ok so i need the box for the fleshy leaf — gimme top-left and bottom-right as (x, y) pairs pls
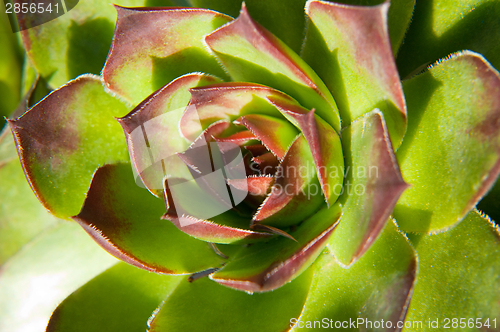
(180, 82), (295, 141)
(73, 163), (224, 274)
(150, 269), (312, 332)
(397, 0), (500, 79)
(46, 263), (183, 332)
(404, 210), (500, 326)
(235, 113), (299, 160)
(325, 0), (415, 54)
(8, 75), (130, 218)
(328, 110), (408, 266)
(17, 0), (157, 88)
(211, 203), (342, 292)
(190, 0), (308, 54)
(0, 222), (117, 332)
(269, 97), (344, 206)
(0, 130), (60, 265)
(294, 220), (416, 330)
(253, 134), (325, 227)
(117, 73), (222, 196)
(303, 0), (406, 147)
(394, 52), (500, 233)
(204, 4), (341, 132)
(162, 174), (272, 244)
(102, 6), (231, 104)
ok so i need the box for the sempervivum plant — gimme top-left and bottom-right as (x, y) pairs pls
(1, 0), (500, 331)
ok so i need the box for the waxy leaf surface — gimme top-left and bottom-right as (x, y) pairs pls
(328, 110), (408, 266)
(269, 97), (344, 205)
(150, 265), (313, 331)
(0, 130), (59, 265)
(211, 203), (342, 292)
(294, 221), (416, 331)
(397, 0), (500, 79)
(103, 6), (231, 104)
(180, 83), (294, 141)
(73, 163), (224, 274)
(0, 222), (117, 332)
(47, 263), (183, 332)
(303, 0), (406, 147)
(9, 75), (130, 218)
(17, 0), (168, 89)
(394, 52), (500, 233)
(253, 134), (325, 227)
(204, 4), (341, 132)
(190, 0), (307, 54)
(118, 73), (222, 196)
(404, 210), (500, 328)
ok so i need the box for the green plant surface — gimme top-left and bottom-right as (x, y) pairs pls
(404, 210), (500, 330)
(394, 52), (500, 233)
(2, 0), (500, 331)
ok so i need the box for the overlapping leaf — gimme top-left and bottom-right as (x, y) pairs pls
(204, 4), (341, 132)
(303, 0), (406, 147)
(8, 75), (130, 218)
(394, 52), (500, 233)
(73, 163), (225, 274)
(102, 6), (231, 104)
(328, 110), (408, 266)
(294, 221), (416, 330)
(404, 210), (500, 328)
(211, 203), (342, 292)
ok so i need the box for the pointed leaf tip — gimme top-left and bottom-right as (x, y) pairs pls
(304, 0), (406, 146)
(204, 3), (341, 132)
(328, 110), (408, 266)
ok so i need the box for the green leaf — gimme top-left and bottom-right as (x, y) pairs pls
(394, 52), (500, 233)
(17, 0), (178, 89)
(190, 0), (308, 54)
(118, 73), (223, 196)
(73, 163), (226, 274)
(303, 0), (407, 147)
(404, 210), (500, 329)
(325, 0), (415, 54)
(328, 110), (408, 266)
(0, 130), (59, 265)
(0, 222), (117, 332)
(180, 83), (295, 141)
(47, 263), (183, 332)
(211, 203), (342, 292)
(204, 4), (341, 133)
(8, 75), (130, 218)
(294, 220), (417, 330)
(102, 6), (231, 104)
(268, 96), (344, 205)
(397, 0), (500, 79)
(252, 134), (325, 227)
(150, 269), (313, 332)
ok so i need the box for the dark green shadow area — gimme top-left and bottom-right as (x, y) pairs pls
(46, 263), (182, 332)
(301, 21), (349, 124)
(397, 1), (500, 78)
(478, 179), (500, 226)
(396, 71), (442, 163)
(66, 18), (114, 78)
(151, 47), (230, 93)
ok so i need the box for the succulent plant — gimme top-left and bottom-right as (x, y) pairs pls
(1, 0), (500, 331)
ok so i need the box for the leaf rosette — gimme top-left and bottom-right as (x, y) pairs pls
(4, 0), (500, 330)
